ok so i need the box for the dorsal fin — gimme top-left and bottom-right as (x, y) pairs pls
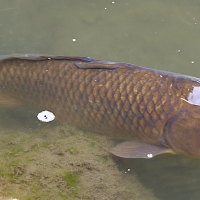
(0, 54), (93, 62)
(0, 54), (122, 69)
(75, 61), (121, 69)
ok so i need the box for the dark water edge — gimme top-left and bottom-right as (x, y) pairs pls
(115, 154), (200, 200)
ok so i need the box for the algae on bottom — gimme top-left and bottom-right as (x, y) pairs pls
(0, 124), (158, 200)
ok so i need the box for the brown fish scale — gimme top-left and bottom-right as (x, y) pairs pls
(0, 58), (195, 145)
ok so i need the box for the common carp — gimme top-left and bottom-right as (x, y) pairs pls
(0, 54), (200, 159)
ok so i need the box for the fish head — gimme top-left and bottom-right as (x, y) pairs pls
(165, 87), (200, 158)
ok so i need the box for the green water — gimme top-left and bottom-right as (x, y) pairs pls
(0, 0), (200, 199)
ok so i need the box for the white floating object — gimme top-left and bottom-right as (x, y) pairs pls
(37, 110), (55, 122)
(147, 153), (153, 158)
(127, 168), (130, 171)
(191, 61), (194, 64)
(72, 38), (76, 42)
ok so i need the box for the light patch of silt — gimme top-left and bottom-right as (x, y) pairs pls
(0, 124), (158, 200)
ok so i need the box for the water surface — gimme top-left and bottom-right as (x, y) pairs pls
(0, 0), (200, 199)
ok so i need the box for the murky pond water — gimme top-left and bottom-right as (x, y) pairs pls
(0, 0), (200, 199)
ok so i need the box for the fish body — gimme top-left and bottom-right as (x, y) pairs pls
(0, 54), (200, 158)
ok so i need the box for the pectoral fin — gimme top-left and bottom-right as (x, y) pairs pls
(0, 95), (22, 107)
(111, 141), (175, 159)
